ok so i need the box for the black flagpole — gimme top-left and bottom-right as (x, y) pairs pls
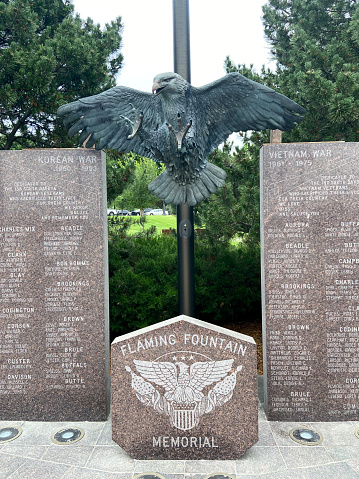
(172, 0), (195, 317)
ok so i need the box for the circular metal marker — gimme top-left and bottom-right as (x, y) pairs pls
(51, 427), (84, 445)
(204, 475), (235, 479)
(0, 426), (22, 444)
(354, 427), (359, 439)
(133, 474), (166, 479)
(289, 427), (323, 445)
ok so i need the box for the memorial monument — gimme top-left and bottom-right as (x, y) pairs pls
(111, 315), (258, 460)
(0, 149), (109, 421)
(261, 141), (359, 421)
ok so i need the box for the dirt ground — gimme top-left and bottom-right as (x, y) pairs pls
(224, 320), (263, 375)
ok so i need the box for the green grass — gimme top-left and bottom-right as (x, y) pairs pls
(127, 215), (177, 235)
(125, 215), (244, 243)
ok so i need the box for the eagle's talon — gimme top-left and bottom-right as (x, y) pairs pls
(166, 123), (175, 135)
(121, 106), (143, 140)
(177, 113), (182, 131)
(167, 114), (192, 150)
(182, 120), (192, 138)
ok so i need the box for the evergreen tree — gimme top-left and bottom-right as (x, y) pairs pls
(193, 60), (273, 245)
(119, 157), (164, 213)
(0, 0), (123, 149)
(106, 151), (136, 206)
(194, 138), (263, 245)
(203, 1), (359, 243)
(262, 0), (359, 142)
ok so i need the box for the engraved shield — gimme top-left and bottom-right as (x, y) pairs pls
(170, 403), (199, 431)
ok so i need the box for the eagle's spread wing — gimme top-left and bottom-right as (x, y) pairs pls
(194, 72), (305, 156)
(189, 359), (234, 392)
(133, 359), (178, 392)
(57, 86), (164, 157)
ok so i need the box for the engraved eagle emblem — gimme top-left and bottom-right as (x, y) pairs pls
(125, 358), (242, 431)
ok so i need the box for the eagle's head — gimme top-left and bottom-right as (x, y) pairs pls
(152, 72), (188, 97)
(175, 361), (189, 373)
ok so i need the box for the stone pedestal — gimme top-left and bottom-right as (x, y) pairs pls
(0, 149), (109, 421)
(111, 315), (258, 459)
(261, 142), (359, 421)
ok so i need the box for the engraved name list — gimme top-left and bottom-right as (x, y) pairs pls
(261, 142), (359, 421)
(0, 149), (109, 421)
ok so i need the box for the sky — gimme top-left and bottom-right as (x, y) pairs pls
(71, 0), (275, 93)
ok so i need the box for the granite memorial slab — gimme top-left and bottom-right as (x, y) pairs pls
(111, 315), (258, 459)
(261, 141), (359, 421)
(0, 149), (109, 421)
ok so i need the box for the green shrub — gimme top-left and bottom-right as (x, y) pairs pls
(108, 225), (261, 338)
(195, 241), (261, 325)
(108, 233), (178, 338)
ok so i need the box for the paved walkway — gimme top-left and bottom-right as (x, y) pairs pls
(1, 377), (359, 478)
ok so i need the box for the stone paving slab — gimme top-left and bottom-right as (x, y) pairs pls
(278, 446), (333, 469)
(6, 456), (71, 478)
(1, 444), (48, 460)
(348, 459), (359, 474)
(252, 422), (276, 447)
(0, 454), (28, 477)
(42, 445), (95, 468)
(62, 470), (131, 479)
(326, 445), (359, 462)
(134, 460), (186, 474)
(0, 378), (358, 478)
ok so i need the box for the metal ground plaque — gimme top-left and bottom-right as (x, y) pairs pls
(111, 315), (258, 459)
(0, 149), (109, 421)
(261, 142), (359, 421)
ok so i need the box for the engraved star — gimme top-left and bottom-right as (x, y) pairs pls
(172, 356), (177, 361)
(181, 356), (186, 360)
(190, 355), (194, 360)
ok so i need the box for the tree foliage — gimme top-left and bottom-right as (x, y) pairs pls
(0, 0), (123, 150)
(194, 139), (263, 245)
(119, 157), (164, 213)
(200, 0), (359, 245)
(106, 151), (137, 206)
(262, 0), (359, 142)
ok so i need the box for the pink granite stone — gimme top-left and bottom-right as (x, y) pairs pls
(0, 149), (109, 421)
(261, 141), (359, 421)
(111, 315), (258, 459)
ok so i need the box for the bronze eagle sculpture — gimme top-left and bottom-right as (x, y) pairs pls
(58, 72), (305, 206)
